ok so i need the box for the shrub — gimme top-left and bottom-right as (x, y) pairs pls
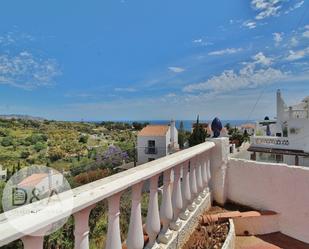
(34, 142), (47, 152)
(1, 136), (13, 147)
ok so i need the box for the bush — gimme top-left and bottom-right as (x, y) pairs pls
(79, 135), (89, 144)
(1, 136), (13, 147)
(33, 142), (47, 152)
(49, 147), (65, 162)
(25, 134), (48, 145)
(20, 150), (30, 159)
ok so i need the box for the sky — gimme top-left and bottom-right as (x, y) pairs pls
(0, 0), (309, 121)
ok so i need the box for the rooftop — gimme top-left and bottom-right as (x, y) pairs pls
(18, 173), (48, 187)
(138, 125), (169, 136)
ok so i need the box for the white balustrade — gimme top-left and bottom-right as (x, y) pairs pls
(207, 155), (211, 192)
(201, 153), (209, 196)
(189, 157), (198, 210)
(196, 155), (204, 200)
(158, 169), (173, 244)
(170, 164), (183, 231)
(0, 141), (216, 249)
(106, 193), (122, 249)
(127, 182), (144, 249)
(179, 161), (191, 220)
(146, 175), (160, 248)
(74, 205), (95, 249)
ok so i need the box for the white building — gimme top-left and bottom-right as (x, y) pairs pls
(137, 121), (179, 165)
(240, 123), (255, 136)
(0, 165), (7, 181)
(249, 90), (309, 166)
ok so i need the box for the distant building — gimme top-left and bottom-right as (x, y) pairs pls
(249, 90), (309, 166)
(137, 120), (179, 165)
(0, 165), (7, 181)
(240, 123), (256, 136)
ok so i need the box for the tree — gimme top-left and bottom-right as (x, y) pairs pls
(225, 123), (232, 134)
(20, 150), (30, 159)
(34, 142), (47, 152)
(48, 147), (65, 162)
(132, 122), (149, 131)
(188, 115), (208, 147)
(1, 136), (13, 147)
(79, 135), (89, 144)
(96, 145), (128, 169)
(178, 121), (186, 149)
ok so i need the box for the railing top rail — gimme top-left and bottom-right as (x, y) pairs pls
(0, 141), (215, 245)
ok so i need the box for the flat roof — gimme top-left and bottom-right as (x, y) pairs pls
(248, 146), (309, 156)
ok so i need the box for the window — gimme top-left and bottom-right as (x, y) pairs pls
(148, 140), (155, 147)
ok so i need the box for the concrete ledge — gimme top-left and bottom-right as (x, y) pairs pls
(158, 193), (211, 249)
(222, 219), (236, 249)
(233, 212), (279, 236)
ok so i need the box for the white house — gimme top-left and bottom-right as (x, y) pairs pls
(249, 90), (309, 166)
(240, 123), (255, 136)
(137, 120), (179, 165)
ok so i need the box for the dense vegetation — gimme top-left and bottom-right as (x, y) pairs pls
(0, 118), (150, 249)
(0, 119), (138, 174)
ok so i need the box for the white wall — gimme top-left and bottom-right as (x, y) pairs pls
(137, 135), (167, 164)
(227, 158), (309, 243)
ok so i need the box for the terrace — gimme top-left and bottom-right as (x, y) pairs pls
(0, 138), (309, 249)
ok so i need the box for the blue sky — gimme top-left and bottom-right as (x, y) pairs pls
(0, 0), (309, 121)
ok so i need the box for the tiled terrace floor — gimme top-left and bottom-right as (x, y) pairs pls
(236, 233), (309, 249)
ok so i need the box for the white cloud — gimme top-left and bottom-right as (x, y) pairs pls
(252, 52), (273, 66)
(285, 0), (304, 14)
(0, 51), (60, 89)
(183, 65), (286, 94)
(193, 38), (202, 43)
(168, 66), (185, 73)
(273, 32), (283, 46)
(183, 51), (285, 94)
(192, 38), (213, 46)
(290, 37), (299, 47)
(285, 48), (309, 61)
(208, 48), (243, 56)
(165, 93), (176, 98)
(303, 31), (309, 38)
(114, 87), (137, 92)
(242, 20), (257, 29)
(251, 0), (283, 20)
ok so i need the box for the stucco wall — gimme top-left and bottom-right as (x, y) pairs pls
(227, 158), (309, 243)
(137, 135), (167, 164)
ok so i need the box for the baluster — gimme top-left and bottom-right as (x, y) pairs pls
(201, 153), (208, 197)
(206, 154), (211, 192)
(106, 193), (122, 249)
(74, 205), (95, 249)
(179, 161), (191, 220)
(146, 175), (160, 248)
(188, 157), (198, 211)
(158, 169), (173, 244)
(127, 182), (144, 249)
(196, 155), (204, 201)
(22, 236), (44, 249)
(170, 164), (183, 231)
